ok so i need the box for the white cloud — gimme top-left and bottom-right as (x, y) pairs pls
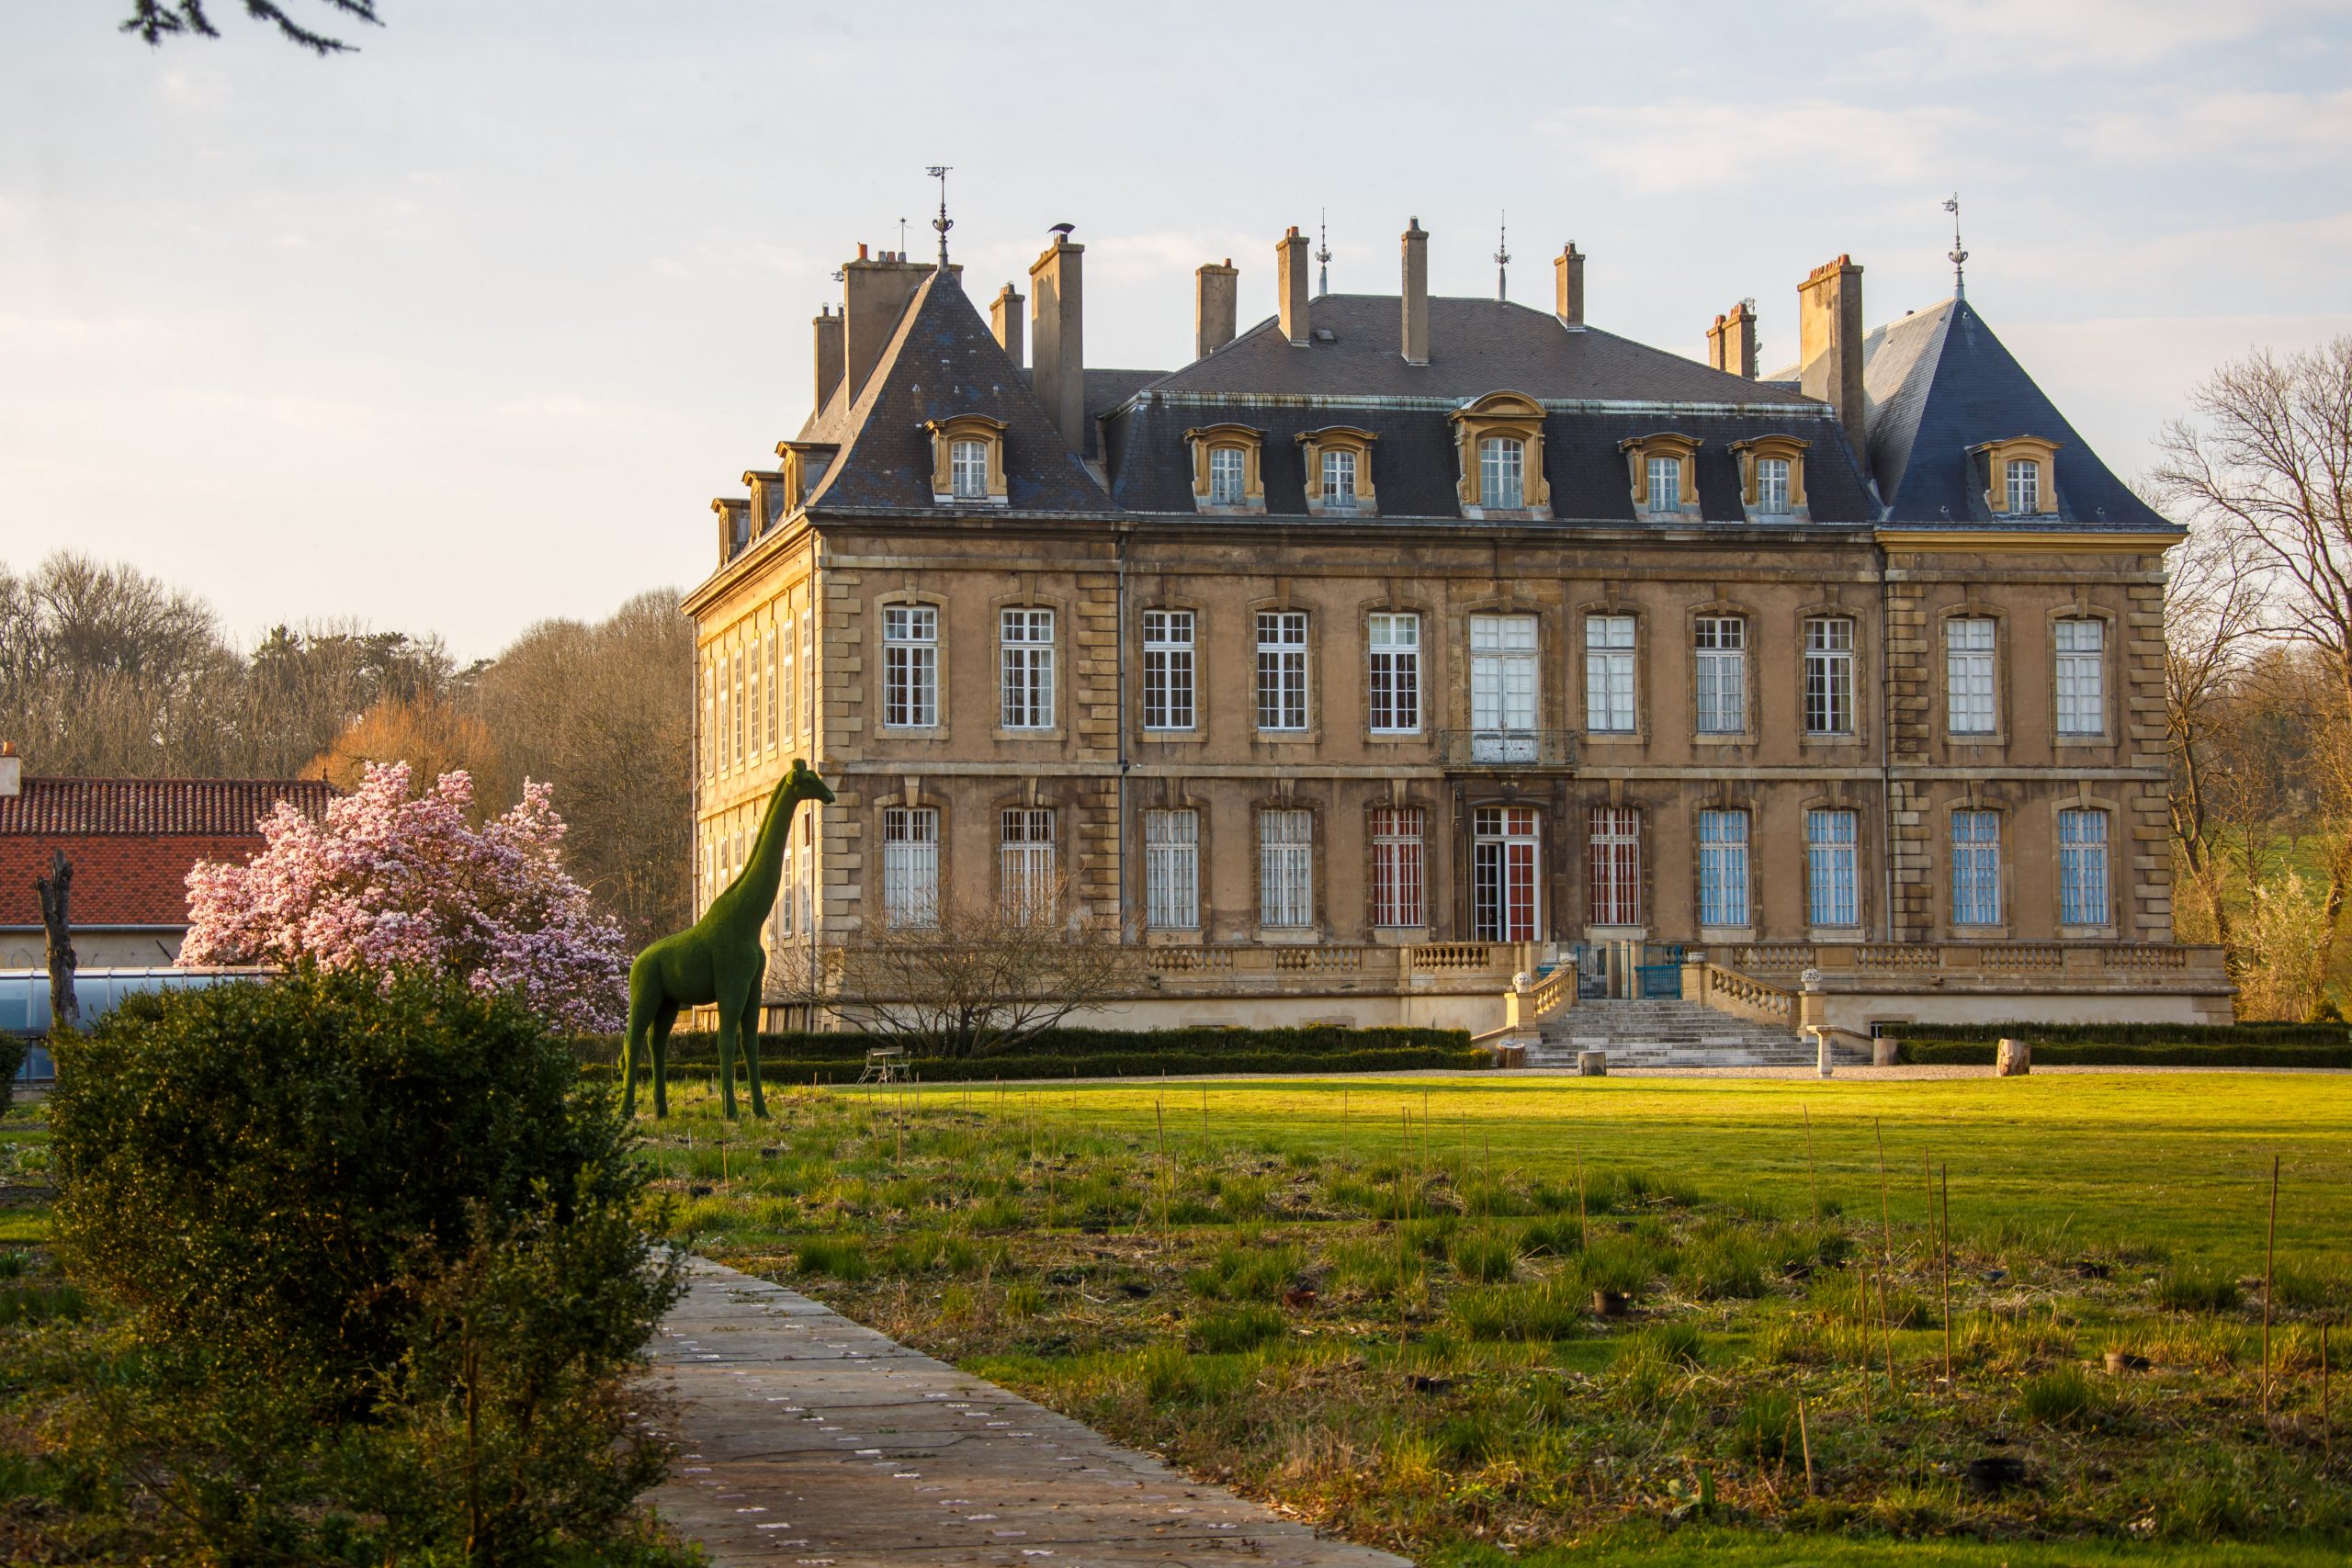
(493, 393), (678, 430)
(1839, 0), (2318, 72)
(1538, 99), (1978, 192)
(2071, 89), (2352, 168)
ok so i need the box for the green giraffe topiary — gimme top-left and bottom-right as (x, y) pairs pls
(625, 758), (835, 1118)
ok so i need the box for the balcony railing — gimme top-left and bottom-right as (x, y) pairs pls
(1435, 728), (1578, 769)
(1722, 941), (2226, 984)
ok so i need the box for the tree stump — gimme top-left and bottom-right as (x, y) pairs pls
(1577, 1049), (1608, 1077)
(1996, 1037), (2031, 1077)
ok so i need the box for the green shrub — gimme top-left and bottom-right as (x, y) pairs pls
(2020, 1364), (2096, 1426)
(1450, 1229), (1520, 1283)
(1578, 1237), (1662, 1298)
(1677, 1225), (1770, 1300)
(2156, 1265), (2243, 1314)
(1190, 1305), (1285, 1354)
(0, 1031), (24, 1115)
(1446, 1279), (1585, 1341)
(1895, 1021), (2352, 1068)
(46, 965), (682, 1565)
(1898, 1020), (2348, 1046)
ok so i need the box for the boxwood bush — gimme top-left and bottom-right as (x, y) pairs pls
(1894, 1020), (2352, 1067)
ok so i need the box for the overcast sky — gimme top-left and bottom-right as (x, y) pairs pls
(6, 1), (2350, 659)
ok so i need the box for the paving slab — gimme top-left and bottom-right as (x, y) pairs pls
(650, 1258), (1411, 1568)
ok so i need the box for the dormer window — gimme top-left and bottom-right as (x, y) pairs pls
(1183, 423), (1267, 513)
(922, 414), (1008, 506)
(951, 439), (988, 500)
(1619, 432), (1702, 521)
(1297, 426), (1378, 517)
(1727, 434), (1810, 524)
(1481, 438), (1525, 508)
(1969, 435), (2061, 518)
(1210, 446), (1247, 505)
(1450, 392), (1551, 519)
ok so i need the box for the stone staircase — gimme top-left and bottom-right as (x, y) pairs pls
(1530, 997), (1850, 1070)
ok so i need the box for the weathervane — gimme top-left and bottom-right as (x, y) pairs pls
(1494, 210), (1510, 301)
(1943, 193), (1968, 300)
(928, 164), (954, 266)
(1316, 209), (1331, 297)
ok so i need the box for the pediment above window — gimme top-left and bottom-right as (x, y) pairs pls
(1619, 432), (1703, 523)
(1725, 434), (1812, 523)
(1295, 425), (1379, 517)
(1449, 391), (1551, 519)
(1183, 423), (1267, 514)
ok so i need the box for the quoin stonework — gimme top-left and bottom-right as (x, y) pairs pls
(681, 220), (2231, 1048)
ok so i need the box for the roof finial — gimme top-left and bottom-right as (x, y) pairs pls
(1316, 208), (1331, 298)
(1494, 209), (1510, 301)
(1943, 192), (1968, 301)
(927, 165), (954, 267)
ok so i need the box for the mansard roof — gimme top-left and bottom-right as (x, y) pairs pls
(798, 269), (1110, 515)
(1144, 293), (1820, 405)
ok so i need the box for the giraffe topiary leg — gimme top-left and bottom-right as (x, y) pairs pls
(649, 998), (680, 1119)
(744, 950), (770, 1119)
(715, 978), (742, 1120)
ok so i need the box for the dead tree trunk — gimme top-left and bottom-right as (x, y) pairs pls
(34, 849), (78, 1033)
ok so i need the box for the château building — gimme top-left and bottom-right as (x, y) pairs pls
(681, 217), (2231, 1046)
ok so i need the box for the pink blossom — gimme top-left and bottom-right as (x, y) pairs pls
(182, 762), (627, 1032)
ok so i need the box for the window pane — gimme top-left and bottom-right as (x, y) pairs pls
(1757, 457), (1791, 514)
(1951, 810), (2001, 926)
(1947, 617), (1997, 735)
(1694, 615), (1746, 734)
(884, 604), (938, 728)
(2055, 618), (2104, 735)
(1698, 809), (1750, 927)
(1586, 615), (1636, 732)
(951, 439), (989, 499)
(1804, 617), (1855, 735)
(1209, 446), (1247, 505)
(1588, 806), (1642, 926)
(2059, 809), (2109, 925)
(1370, 806), (1426, 927)
(1259, 808), (1314, 927)
(1000, 807), (1055, 919)
(1256, 610), (1308, 730)
(1805, 808), (1859, 927)
(1368, 612), (1419, 733)
(1472, 806), (1540, 941)
(1145, 808), (1199, 929)
(1323, 447), (1358, 509)
(1479, 436), (1524, 509)
(1646, 456), (1679, 513)
(1469, 614), (1538, 750)
(881, 807), (940, 927)
(1000, 608), (1055, 728)
(2006, 458), (2040, 515)
(1143, 609), (1195, 730)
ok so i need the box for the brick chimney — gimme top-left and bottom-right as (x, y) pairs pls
(1797, 255), (1867, 463)
(842, 243), (932, 401)
(812, 305), (843, 411)
(1400, 218), (1429, 366)
(0, 741), (18, 798)
(1195, 258), (1238, 358)
(1555, 243), (1585, 327)
(1278, 226), (1311, 345)
(990, 283), (1024, 367)
(1707, 300), (1758, 379)
(1029, 231), (1086, 452)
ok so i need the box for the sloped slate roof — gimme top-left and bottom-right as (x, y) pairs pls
(0, 777), (333, 837)
(1107, 400), (1876, 523)
(803, 271), (1111, 515)
(1144, 294), (1819, 405)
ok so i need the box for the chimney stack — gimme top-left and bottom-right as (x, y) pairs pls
(1797, 254), (1867, 463)
(1029, 231), (1086, 452)
(1400, 218), (1429, 366)
(990, 283), (1024, 367)
(1195, 258), (1238, 358)
(1278, 226), (1311, 345)
(0, 741), (18, 798)
(812, 306), (843, 411)
(1706, 300), (1758, 379)
(841, 245), (933, 401)
(1555, 243), (1586, 327)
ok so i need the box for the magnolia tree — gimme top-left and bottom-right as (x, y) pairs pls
(181, 761), (627, 1032)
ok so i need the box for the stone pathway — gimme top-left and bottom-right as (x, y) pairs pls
(650, 1258), (1409, 1568)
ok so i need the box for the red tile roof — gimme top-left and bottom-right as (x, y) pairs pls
(0, 777), (334, 837)
(0, 777), (334, 929)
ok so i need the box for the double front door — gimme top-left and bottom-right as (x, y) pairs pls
(1472, 804), (1541, 941)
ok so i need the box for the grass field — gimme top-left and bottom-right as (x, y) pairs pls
(648, 1071), (2351, 1564)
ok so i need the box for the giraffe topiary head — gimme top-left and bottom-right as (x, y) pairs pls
(783, 757), (836, 807)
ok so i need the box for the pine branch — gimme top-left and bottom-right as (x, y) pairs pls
(120, 0), (381, 54)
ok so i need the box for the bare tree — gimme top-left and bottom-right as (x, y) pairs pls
(830, 888), (1139, 1059)
(2164, 517), (2265, 959)
(120, 0), (379, 54)
(35, 852), (79, 1032)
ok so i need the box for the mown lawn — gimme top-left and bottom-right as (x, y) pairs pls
(647, 1071), (2351, 1564)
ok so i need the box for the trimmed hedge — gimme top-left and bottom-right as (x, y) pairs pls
(1897, 1021), (2348, 1046)
(582, 1023), (1487, 1081)
(1897, 1039), (2352, 1068)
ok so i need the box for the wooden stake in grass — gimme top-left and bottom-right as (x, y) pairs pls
(1576, 1145), (1590, 1253)
(2322, 1321), (2333, 1462)
(1938, 1163), (1954, 1390)
(2262, 1152), (2279, 1422)
(1795, 1391), (1816, 1496)
(1803, 1102), (1820, 1222)
(1154, 1098), (1170, 1246)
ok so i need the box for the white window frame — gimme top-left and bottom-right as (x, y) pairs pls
(2059, 808), (2110, 926)
(2055, 618), (2105, 737)
(1645, 455), (1680, 514)
(2006, 457), (2041, 516)
(1144, 808), (1199, 931)
(730, 646), (745, 768)
(1589, 806), (1643, 927)
(1697, 808), (1750, 928)
(1367, 612), (1420, 735)
(1694, 616), (1746, 736)
(881, 806), (940, 928)
(1468, 613), (1539, 761)
(1255, 610), (1308, 732)
(1472, 805), (1541, 942)
(1951, 809), (2001, 927)
(999, 807), (1056, 920)
(1585, 614), (1637, 733)
(1756, 457), (1791, 515)
(1370, 806), (1426, 928)
(1804, 616), (1855, 737)
(882, 604), (938, 728)
(999, 607), (1055, 730)
(1258, 808), (1314, 929)
(1208, 446), (1248, 506)
(950, 438), (989, 501)
(1142, 609), (1195, 731)
(1479, 436), (1524, 509)
(1322, 447), (1359, 512)
(1806, 808), (1860, 929)
(1946, 616), (1997, 736)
